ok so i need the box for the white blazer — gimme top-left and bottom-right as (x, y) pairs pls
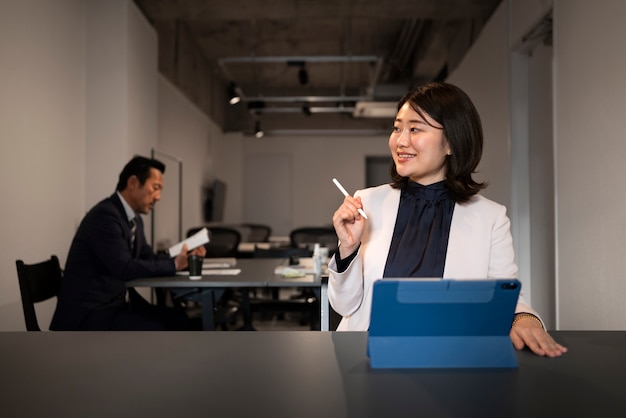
(328, 184), (538, 331)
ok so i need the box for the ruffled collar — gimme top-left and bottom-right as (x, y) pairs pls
(403, 180), (451, 201)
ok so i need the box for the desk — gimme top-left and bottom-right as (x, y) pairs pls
(127, 258), (327, 331)
(1, 331), (624, 417)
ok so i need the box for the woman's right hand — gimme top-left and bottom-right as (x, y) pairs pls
(332, 195), (367, 258)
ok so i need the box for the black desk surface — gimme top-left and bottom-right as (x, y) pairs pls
(127, 258), (326, 331)
(1, 331), (625, 417)
(127, 257), (320, 288)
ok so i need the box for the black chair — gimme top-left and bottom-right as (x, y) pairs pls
(241, 223), (272, 243)
(289, 226), (339, 257)
(187, 226), (242, 258)
(15, 255), (63, 331)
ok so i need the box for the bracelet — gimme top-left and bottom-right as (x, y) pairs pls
(511, 313), (543, 329)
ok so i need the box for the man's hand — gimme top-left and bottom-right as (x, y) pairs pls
(174, 244), (207, 271)
(190, 245), (206, 258)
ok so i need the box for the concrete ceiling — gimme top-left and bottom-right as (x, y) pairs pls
(134, 0), (502, 136)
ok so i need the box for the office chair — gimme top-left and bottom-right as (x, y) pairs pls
(241, 223), (272, 243)
(187, 226), (242, 258)
(289, 226), (339, 257)
(15, 255), (63, 331)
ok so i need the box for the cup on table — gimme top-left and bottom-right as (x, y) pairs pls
(188, 254), (203, 280)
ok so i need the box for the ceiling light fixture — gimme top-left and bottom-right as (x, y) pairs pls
(298, 67), (308, 85)
(287, 60), (308, 86)
(228, 82), (242, 105)
(254, 120), (264, 139)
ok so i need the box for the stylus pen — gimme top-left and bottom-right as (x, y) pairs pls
(332, 178), (368, 219)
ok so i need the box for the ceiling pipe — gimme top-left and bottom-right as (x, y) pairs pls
(219, 55), (379, 64)
(245, 95), (366, 103)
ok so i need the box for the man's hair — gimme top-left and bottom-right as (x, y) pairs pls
(116, 156), (166, 192)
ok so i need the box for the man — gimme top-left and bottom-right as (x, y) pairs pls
(51, 156), (205, 330)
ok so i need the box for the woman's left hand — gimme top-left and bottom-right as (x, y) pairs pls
(510, 317), (568, 357)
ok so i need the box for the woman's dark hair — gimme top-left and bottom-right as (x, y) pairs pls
(390, 82), (487, 202)
(116, 156), (166, 192)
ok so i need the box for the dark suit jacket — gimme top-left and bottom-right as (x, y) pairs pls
(50, 193), (175, 330)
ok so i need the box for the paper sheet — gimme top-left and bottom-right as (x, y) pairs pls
(176, 269), (242, 276)
(203, 257), (237, 268)
(168, 228), (210, 257)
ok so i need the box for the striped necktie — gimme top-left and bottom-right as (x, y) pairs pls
(130, 217), (137, 251)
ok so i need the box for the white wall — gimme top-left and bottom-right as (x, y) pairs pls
(0, 0), (86, 330)
(213, 132), (246, 225)
(554, 0), (626, 329)
(86, 0), (159, 208)
(155, 76), (218, 247)
(216, 134), (389, 236)
(447, 3), (511, 209)
(527, 43), (556, 328)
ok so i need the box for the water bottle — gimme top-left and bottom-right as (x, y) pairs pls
(313, 243), (322, 275)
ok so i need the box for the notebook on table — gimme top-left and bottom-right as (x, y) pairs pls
(367, 278), (521, 369)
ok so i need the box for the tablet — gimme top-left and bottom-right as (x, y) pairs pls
(367, 278), (520, 368)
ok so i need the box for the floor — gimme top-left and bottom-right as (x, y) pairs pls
(186, 287), (318, 331)
(233, 287), (319, 331)
(233, 311), (313, 331)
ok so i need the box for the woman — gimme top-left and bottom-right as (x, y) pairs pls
(329, 82), (566, 357)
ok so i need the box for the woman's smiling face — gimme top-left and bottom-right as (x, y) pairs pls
(389, 102), (451, 185)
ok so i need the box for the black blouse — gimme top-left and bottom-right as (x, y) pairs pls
(382, 180), (455, 278)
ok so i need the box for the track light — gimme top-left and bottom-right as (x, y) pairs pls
(228, 82), (241, 105)
(298, 67), (308, 85)
(287, 61), (309, 86)
(254, 120), (264, 139)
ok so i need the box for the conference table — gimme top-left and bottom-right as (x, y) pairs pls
(1, 331), (624, 417)
(127, 258), (329, 331)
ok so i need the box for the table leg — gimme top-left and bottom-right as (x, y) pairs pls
(238, 288), (256, 331)
(199, 288), (225, 331)
(313, 276), (329, 331)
